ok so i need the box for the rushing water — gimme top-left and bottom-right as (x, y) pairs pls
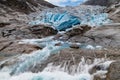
(0, 36), (113, 80)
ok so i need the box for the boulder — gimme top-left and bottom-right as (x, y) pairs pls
(65, 25), (91, 37)
(29, 24), (57, 38)
(55, 25), (91, 41)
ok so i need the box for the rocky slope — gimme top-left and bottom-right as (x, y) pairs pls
(84, 0), (120, 6)
(0, 0), (56, 55)
(0, 0), (55, 14)
(0, 0), (120, 80)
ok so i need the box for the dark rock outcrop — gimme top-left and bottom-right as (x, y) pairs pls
(29, 24), (57, 38)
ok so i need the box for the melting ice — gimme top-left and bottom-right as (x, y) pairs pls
(29, 12), (80, 31)
(29, 5), (111, 31)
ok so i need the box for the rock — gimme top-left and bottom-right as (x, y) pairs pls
(0, 40), (13, 51)
(70, 44), (80, 49)
(0, 38), (40, 54)
(55, 43), (62, 46)
(29, 24), (57, 38)
(68, 25), (120, 49)
(0, 22), (10, 27)
(55, 25), (91, 41)
(106, 61), (120, 80)
(94, 76), (105, 80)
(65, 25), (91, 37)
(30, 48), (120, 73)
(0, 0), (55, 14)
(0, 24), (38, 39)
(53, 34), (62, 40)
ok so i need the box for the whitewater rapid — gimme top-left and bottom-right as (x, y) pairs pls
(0, 36), (113, 80)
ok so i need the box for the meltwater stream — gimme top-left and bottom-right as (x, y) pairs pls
(0, 5), (113, 80)
(0, 36), (113, 80)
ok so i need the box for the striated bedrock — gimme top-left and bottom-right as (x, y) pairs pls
(0, 0), (55, 14)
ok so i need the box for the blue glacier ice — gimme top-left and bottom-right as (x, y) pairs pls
(80, 13), (112, 26)
(29, 12), (111, 31)
(29, 12), (81, 31)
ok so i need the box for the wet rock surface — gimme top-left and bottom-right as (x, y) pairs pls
(30, 48), (120, 73)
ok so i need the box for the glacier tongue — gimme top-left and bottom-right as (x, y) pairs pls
(29, 5), (111, 31)
(29, 12), (80, 31)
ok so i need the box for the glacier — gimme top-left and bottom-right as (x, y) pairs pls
(29, 12), (111, 31)
(29, 12), (81, 31)
(29, 5), (111, 31)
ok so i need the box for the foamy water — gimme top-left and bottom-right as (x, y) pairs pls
(0, 57), (113, 80)
(0, 37), (113, 80)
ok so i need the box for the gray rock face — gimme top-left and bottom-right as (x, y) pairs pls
(106, 61), (120, 80)
(68, 25), (120, 49)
